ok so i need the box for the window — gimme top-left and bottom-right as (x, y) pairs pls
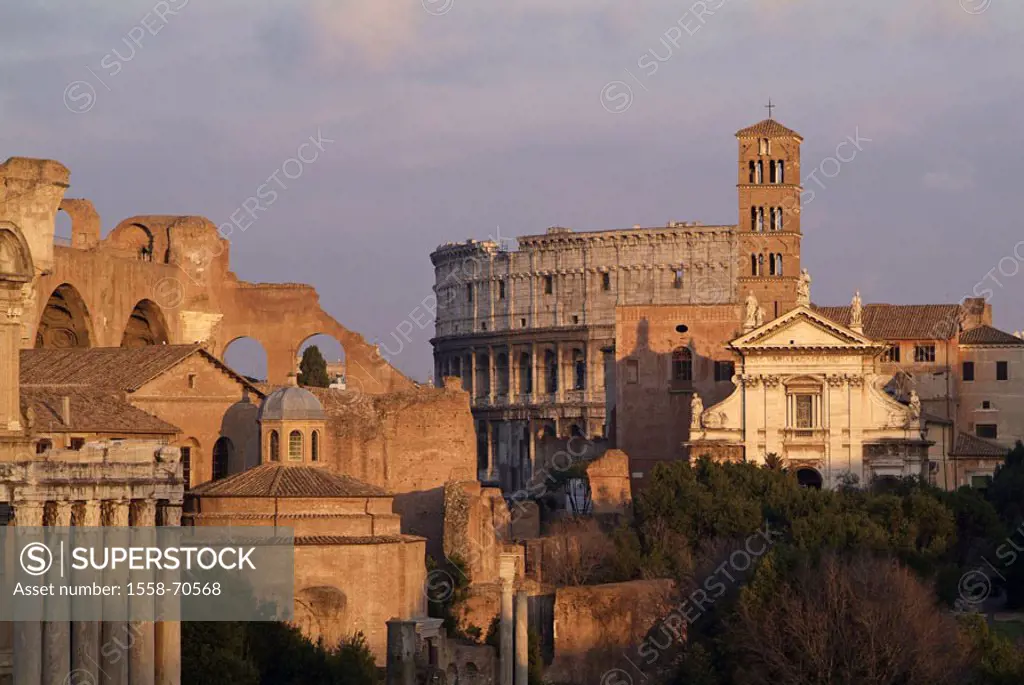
(714, 361), (735, 382)
(626, 359), (639, 384)
(212, 437), (231, 480)
(673, 268), (684, 288)
(775, 254), (783, 276)
(70, 437), (85, 450)
(573, 350), (586, 390)
(180, 447), (192, 489)
(777, 161), (785, 183)
(311, 431), (320, 462)
(756, 207), (765, 232)
(997, 361), (1009, 381)
(971, 474), (993, 490)
(480, 322), (488, 331)
(544, 275), (553, 294)
(982, 401), (991, 409)
(913, 345), (936, 363)
(571, 315), (579, 325)
(759, 138), (770, 155)
(288, 430), (303, 461)
(35, 439), (52, 455)
(187, 373), (197, 389)
(498, 280), (505, 299)
(769, 160), (777, 184)
(795, 395), (814, 428)
(602, 272), (611, 291)
(520, 318), (527, 327)
(882, 345), (900, 363)
(269, 430), (280, 461)
(748, 161), (755, 183)
(467, 284), (473, 302)
(976, 424), (998, 439)
(962, 361), (975, 382)
(671, 347), (693, 382)
(751, 254), (759, 276)
(756, 160), (763, 183)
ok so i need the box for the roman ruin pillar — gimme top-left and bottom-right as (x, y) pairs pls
(514, 590), (528, 685)
(530, 344), (539, 402)
(498, 554), (517, 685)
(555, 344), (564, 402)
(13, 501), (45, 685)
(508, 344), (518, 399)
(0, 284), (26, 434)
(100, 499), (130, 685)
(488, 346), (496, 402)
(385, 620), (417, 685)
(42, 502), (73, 685)
(72, 500), (103, 685)
(155, 501), (181, 685)
(487, 421), (496, 482)
(129, 501), (156, 685)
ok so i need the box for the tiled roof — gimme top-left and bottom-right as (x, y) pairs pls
(814, 304), (962, 340)
(20, 388), (179, 435)
(951, 432), (1009, 458)
(295, 535), (424, 546)
(20, 345), (264, 395)
(735, 118), (802, 139)
(189, 463), (390, 498)
(959, 325), (1024, 346)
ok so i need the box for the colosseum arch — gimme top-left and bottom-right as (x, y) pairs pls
(36, 283), (94, 349)
(120, 299), (170, 347)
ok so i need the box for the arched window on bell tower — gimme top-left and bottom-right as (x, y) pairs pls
(775, 254), (784, 276)
(751, 254), (758, 276)
(756, 161), (763, 183)
(748, 161), (755, 183)
(756, 207), (765, 232)
(769, 160), (776, 184)
(777, 160), (785, 183)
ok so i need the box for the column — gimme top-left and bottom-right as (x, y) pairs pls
(555, 344), (564, 402)
(42, 502), (73, 685)
(467, 348), (475, 398)
(514, 590), (529, 685)
(385, 620), (417, 685)
(488, 346), (496, 402)
(129, 501), (156, 685)
(13, 501), (45, 685)
(499, 579), (514, 685)
(72, 501), (103, 685)
(155, 502), (182, 685)
(101, 499), (129, 685)
(0, 288), (24, 432)
(508, 344), (518, 400)
(530, 344), (539, 402)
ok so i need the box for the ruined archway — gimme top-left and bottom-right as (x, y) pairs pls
(224, 337), (268, 383)
(36, 283), (94, 349)
(0, 223), (33, 278)
(120, 299), (169, 347)
(109, 222), (156, 261)
(296, 333), (346, 388)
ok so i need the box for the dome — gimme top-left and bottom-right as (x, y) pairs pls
(258, 386), (325, 421)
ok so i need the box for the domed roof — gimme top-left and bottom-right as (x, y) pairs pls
(259, 386), (325, 421)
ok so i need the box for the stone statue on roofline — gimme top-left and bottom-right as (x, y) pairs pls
(690, 392), (704, 432)
(744, 291), (759, 331)
(796, 268), (812, 306)
(851, 291), (863, 330)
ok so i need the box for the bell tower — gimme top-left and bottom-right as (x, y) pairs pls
(735, 109), (803, 318)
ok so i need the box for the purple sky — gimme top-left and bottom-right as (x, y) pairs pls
(3, 0), (1022, 380)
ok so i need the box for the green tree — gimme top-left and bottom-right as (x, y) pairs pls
(299, 345), (331, 387)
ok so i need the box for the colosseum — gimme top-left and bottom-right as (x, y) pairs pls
(431, 118), (805, 491)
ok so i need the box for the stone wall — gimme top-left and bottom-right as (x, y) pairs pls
(615, 304), (744, 483)
(585, 448), (632, 516)
(547, 579), (675, 684)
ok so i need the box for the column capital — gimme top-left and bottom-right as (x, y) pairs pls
(12, 500), (45, 527)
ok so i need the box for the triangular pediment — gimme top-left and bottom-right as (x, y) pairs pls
(733, 306), (880, 351)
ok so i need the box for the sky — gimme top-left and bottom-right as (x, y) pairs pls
(2, 0), (1023, 380)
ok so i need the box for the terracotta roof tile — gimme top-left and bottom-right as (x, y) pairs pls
(189, 463), (389, 498)
(20, 346), (264, 396)
(814, 304), (962, 340)
(959, 325), (1024, 346)
(295, 535), (425, 546)
(951, 432), (1009, 458)
(735, 119), (802, 139)
(20, 387), (179, 435)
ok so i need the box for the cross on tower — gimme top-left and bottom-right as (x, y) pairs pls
(765, 98), (776, 119)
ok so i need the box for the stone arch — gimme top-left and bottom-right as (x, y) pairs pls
(293, 586), (347, 644)
(296, 333), (346, 388)
(796, 467), (823, 489)
(36, 283), (95, 348)
(108, 222), (156, 261)
(224, 336), (269, 383)
(0, 222), (33, 278)
(121, 299), (169, 347)
(212, 436), (233, 481)
(267, 430), (280, 462)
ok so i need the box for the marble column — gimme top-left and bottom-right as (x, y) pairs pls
(155, 502), (181, 685)
(129, 501), (156, 685)
(499, 580), (514, 685)
(514, 591), (528, 685)
(13, 501), (45, 685)
(42, 502), (73, 685)
(100, 500), (129, 685)
(72, 500), (103, 685)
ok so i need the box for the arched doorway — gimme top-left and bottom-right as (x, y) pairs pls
(121, 299), (169, 347)
(36, 283), (94, 348)
(796, 468), (823, 489)
(212, 437), (233, 481)
(224, 337), (269, 383)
